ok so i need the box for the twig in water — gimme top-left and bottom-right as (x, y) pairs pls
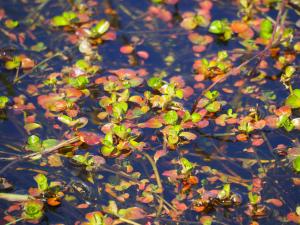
(0, 136), (80, 175)
(140, 151), (164, 217)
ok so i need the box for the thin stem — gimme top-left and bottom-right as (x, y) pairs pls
(5, 217), (25, 225)
(140, 151), (164, 217)
(119, 217), (141, 225)
(0, 136), (80, 175)
(14, 52), (62, 83)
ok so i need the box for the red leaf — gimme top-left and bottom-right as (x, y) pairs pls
(154, 149), (167, 162)
(236, 133), (248, 142)
(287, 212), (300, 223)
(266, 198), (283, 207)
(119, 207), (146, 220)
(78, 132), (101, 145)
(137, 51), (149, 59)
(138, 117), (163, 128)
(120, 45), (134, 54)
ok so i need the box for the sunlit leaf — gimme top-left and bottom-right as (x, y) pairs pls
(34, 174), (48, 192)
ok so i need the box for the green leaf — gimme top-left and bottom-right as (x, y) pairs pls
(147, 77), (163, 89)
(217, 50), (228, 61)
(68, 76), (89, 89)
(285, 89), (300, 109)
(22, 200), (44, 221)
(34, 174), (48, 191)
(209, 20), (225, 34)
(223, 183), (231, 198)
(248, 192), (260, 205)
(42, 139), (59, 149)
(113, 125), (128, 139)
(191, 113), (202, 123)
(31, 42), (47, 52)
(293, 156), (300, 172)
(24, 123), (42, 133)
(206, 101), (221, 113)
(85, 211), (104, 225)
(164, 110), (178, 125)
(62, 11), (77, 21)
(4, 19), (19, 29)
(285, 66), (296, 77)
(260, 19), (273, 39)
(0, 96), (9, 109)
(112, 101), (128, 119)
(75, 59), (90, 71)
(72, 154), (87, 164)
(57, 115), (74, 126)
(180, 157), (194, 174)
(152, 0), (163, 3)
(52, 11), (77, 27)
(219, 184), (231, 200)
(101, 145), (115, 156)
(179, 131), (197, 140)
(52, 15), (69, 26)
(204, 90), (219, 100)
(175, 89), (184, 99)
(28, 135), (41, 145)
(103, 133), (113, 146)
(91, 19), (110, 37)
(5, 56), (21, 70)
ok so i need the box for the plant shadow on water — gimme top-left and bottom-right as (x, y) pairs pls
(0, 0), (300, 224)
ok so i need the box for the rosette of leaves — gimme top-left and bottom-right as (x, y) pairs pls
(72, 153), (94, 171)
(22, 200), (44, 221)
(99, 95), (129, 122)
(102, 72), (144, 93)
(217, 184), (242, 206)
(51, 11), (78, 27)
(181, 13), (209, 30)
(161, 110), (197, 149)
(25, 135), (59, 153)
(180, 157), (195, 175)
(75, 59), (100, 76)
(209, 19), (232, 41)
(89, 19), (110, 39)
(146, 77), (184, 110)
(197, 90), (221, 113)
(5, 56), (21, 70)
(246, 191), (267, 217)
(197, 51), (231, 78)
(99, 79), (145, 122)
(101, 124), (143, 157)
(34, 174), (64, 207)
(277, 113), (295, 132)
(280, 66), (295, 89)
(68, 75), (89, 89)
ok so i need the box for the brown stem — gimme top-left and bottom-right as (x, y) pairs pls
(141, 151), (164, 217)
(0, 136), (80, 175)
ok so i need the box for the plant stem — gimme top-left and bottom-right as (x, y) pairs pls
(5, 217), (25, 225)
(141, 151), (164, 217)
(0, 136), (80, 175)
(119, 217), (141, 225)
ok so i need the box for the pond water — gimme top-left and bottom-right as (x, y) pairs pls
(0, 0), (300, 224)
